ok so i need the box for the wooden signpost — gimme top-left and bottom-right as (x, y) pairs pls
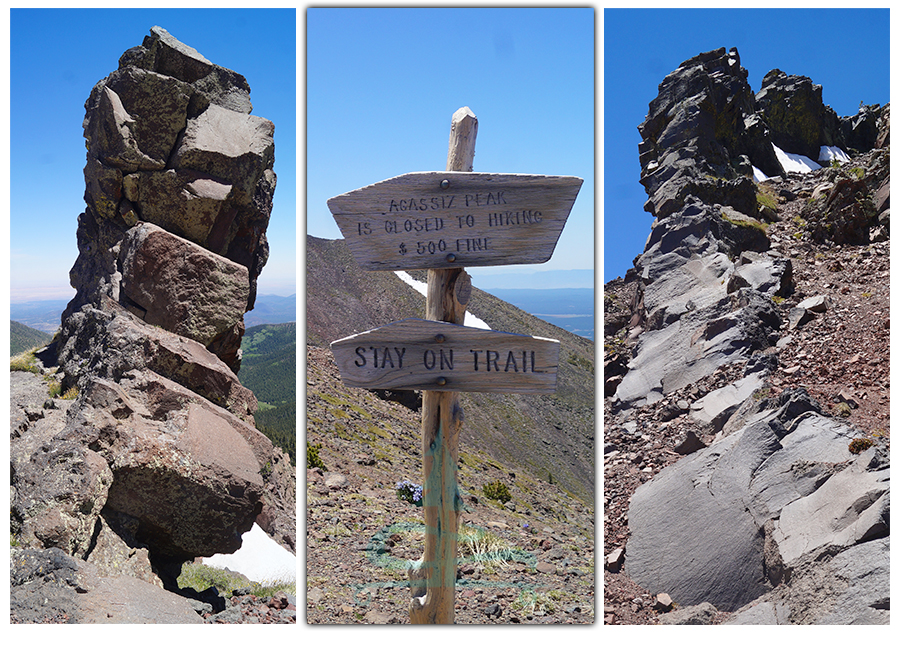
(327, 107), (581, 624)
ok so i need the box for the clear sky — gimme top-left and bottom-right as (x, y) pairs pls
(604, 7), (891, 283)
(8, 8), (297, 302)
(306, 7), (595, 289)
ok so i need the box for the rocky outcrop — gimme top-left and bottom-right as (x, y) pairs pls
(10, 28), (294, 616)
(68, 25), (275, 370)
(606, 47), (889, 624)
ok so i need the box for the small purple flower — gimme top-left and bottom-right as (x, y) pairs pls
(396, 479), (424, 506)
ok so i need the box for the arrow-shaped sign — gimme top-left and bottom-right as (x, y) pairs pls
(330, 319), (561, 393)
(327, 172), (582, 271)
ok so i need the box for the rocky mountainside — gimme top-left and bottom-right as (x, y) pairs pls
(307, 235), (596, 504)
(603, 47), (889, 625)
(10, 27), (294, 624)
(306, 235), (596, 623)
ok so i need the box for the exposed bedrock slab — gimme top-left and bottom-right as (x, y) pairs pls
(624, 389), (886, 613)
(723, 538), (890, 625)
(10, 547), (204, 624)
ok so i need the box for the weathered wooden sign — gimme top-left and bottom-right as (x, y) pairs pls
(326, 106), (581, 624)
(327, 171), (583, 270)
(330, 319), (560, 393)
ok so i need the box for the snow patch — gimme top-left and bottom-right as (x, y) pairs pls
(819, 145), (851, 164)
(393, 271), (491, 330)
(203, 524), (296, 584)
(752, 166), (770, 183)
(772, 143), (821, 174)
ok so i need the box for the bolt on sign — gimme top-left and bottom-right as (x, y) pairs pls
(331, 319), (560, 393)
(325, 107), (582, 624)
(328, 172), (582, 270)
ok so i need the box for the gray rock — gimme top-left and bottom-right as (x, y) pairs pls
(625, 389), (884, 614)
(787, 305), (813, 330)
(658, 601), (718, 625)
(798, 294), (828, 312)
(689, 372), (763, 433)
(723, 601), (784, 624)
(10, 547), (204, 624)
(673, 429), (705, 455)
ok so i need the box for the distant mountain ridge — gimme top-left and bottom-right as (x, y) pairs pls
(9, 321), (53, 356)
(306, 234), (595, 505)
(10, 294), (296, 336)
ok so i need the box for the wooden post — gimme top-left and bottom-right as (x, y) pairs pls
(327, 105), (580, 624)
(409, 107), (477, 624)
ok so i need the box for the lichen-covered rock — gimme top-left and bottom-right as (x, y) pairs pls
(755, 69), (839, 162)
(64, 24), (276, 367)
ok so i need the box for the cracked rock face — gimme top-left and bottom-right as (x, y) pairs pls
(69, 25), (276, 369)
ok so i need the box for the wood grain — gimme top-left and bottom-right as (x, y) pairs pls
(330, 318), (560, 393)
(327, 171), (583, 270)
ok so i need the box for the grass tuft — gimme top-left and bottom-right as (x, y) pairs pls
(177, 561), (295, 598)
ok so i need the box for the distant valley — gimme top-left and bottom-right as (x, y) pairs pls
(10, 293), (297, 335)
(240, 322), (297, 465)
(482, 288), (594, 340)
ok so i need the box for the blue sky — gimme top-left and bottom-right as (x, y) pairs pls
(306, 7), (595, 290)
(604, 8), (891, 282)
(7, 8), (296, 302)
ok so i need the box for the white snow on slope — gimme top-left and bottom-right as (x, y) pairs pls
(752, 166), (769, 183)
(772, 143), (821, 174)
(394, 271), (491, 329)
(755, 144), (849, 182)
(203, 523), (296, 583)
(819, 145), (851, 163)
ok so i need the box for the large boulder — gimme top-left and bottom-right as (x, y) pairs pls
(119, 223), (249, 366)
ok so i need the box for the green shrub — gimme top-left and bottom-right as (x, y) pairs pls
(849, 437), (874, 454)
(307, 442), (326, 470)
(482, 479), (511, 504)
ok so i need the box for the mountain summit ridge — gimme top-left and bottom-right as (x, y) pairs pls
(604, 47), (889, 625)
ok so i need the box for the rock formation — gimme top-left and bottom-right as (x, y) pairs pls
(10, 27), (294, 619)
(605, 48), (889, 624)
